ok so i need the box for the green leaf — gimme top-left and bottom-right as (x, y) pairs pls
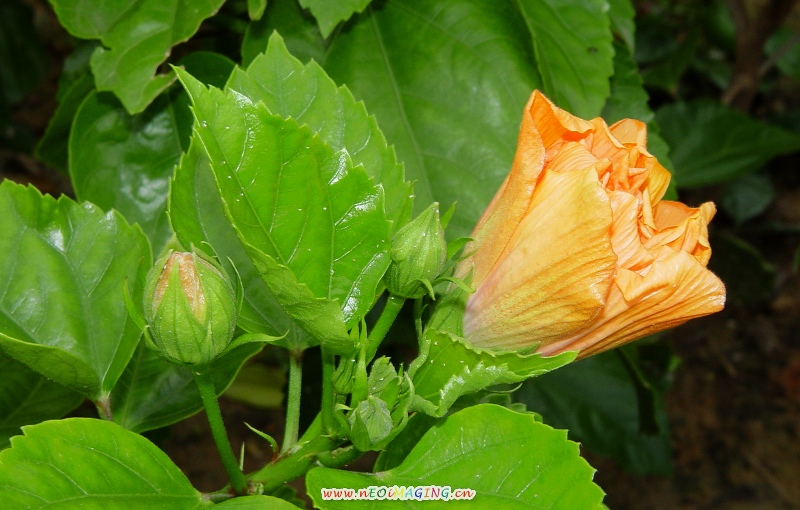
(248, 0), (267, 20)
(0, 352), (83, 449)
(242, 0), (325, 67)
(0, 418), (207, 509)
(176, 71), (392, 349)
(298, 0), (372, 37)
(0, 181), (151, 398)
(70, 52), (236, 254)
(215, 496), (299, 508)
(602, 41), (652, 125)
(323, 0), (541, 239)
(35, 72), (95, 173)
(373, 411), (437, 471)
(244, 248), (350, 353)
(170, 116), (302, 347)
(517, 350), (673, 475)
(70, 91), (179, 253)
(409, 330), (574, 417)
(655, 101), (800, 187)
(229, 33), (412, 230)
(600, 39), (676, 191)
(49, 0), (225, 114)
(721, 173), (774, 224)
(608, 0), (635, 52)
(307, 404), (605, 509)
(110, 341), (262, 433)
(519, 0), (615, 118)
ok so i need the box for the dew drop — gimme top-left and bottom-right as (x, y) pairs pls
(429, 359), (434, 364)
(459, 360), (464, 364)
(226, 175), (232, 179)
(433, 341), (438, 346)
(201, 120), (208, 127)
(322, 207), (327, 211)
(225, 126), (230, 130)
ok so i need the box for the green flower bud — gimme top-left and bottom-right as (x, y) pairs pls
(385, 203), (447, 299)
(143, 250), (238, 367)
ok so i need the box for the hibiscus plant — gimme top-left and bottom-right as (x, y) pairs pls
(2, 0), (797, 508)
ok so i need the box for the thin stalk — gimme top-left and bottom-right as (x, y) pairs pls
(366, 294), (406, 361)
(193, 371), (248, 495)
(248, 433), (341, 492)
(320, 349), (336, 435)
(281, 351), (303, 454)
(94, 393), (113, 421)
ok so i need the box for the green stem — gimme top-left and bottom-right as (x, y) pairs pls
(248, 433), (342, 493)
(366, 294), (406, 361)
(193, 371), (249, 496)
(94, 393), (113, 421)
(281, 351), (303, 454)
(317, 445), (364, 469)
(321, 349), (336, 435)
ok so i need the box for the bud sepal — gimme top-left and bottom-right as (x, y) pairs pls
(142, 249), (239, 367)
(385, 203), (447, 299)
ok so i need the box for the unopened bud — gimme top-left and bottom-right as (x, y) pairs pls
(385, 203), (447, 299)
(144, 250), (238, 366)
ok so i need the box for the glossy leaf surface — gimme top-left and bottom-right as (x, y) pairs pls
(70, 52), (235, 253)
(0, 181), (151, 398)
(409, 330), (574, 417)
(49, 0), (225, 113)
(323, 0), (541, 238)
(0, 418), (207, 509)
(229, 33), (412, 229)
(0, 352), (83, 449)
(176, 71), (391, 350)
(307, 404), (605, 509)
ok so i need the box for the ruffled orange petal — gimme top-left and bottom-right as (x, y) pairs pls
(646, 201), (715, 265)
(463, 166), (617, 349)
(537, 248), (725, 358)
(545, 141), (601, 175)
(455, 96), (547, 288)
(529, 90), (594, 148)
(607, 191), (654, 272)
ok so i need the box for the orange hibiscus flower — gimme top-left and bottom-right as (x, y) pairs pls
(455, 91), (725, 358)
